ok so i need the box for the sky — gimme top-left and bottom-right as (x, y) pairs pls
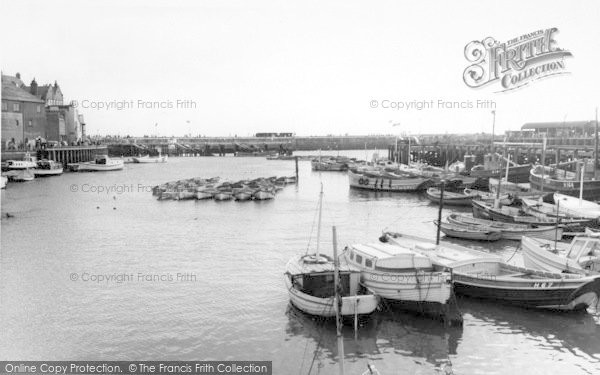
(1, 0), (599, 137)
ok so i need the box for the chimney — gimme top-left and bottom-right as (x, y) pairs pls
(30, 78), (38, 95)
(16, 72), (20, 79)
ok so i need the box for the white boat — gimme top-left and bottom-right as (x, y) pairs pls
(343, 242), (453, 305)
(132, 153), (168, 163)
(1, 175), (7, 189)
(348, 169), (433, 192)
(76, 156), (124, 172)
(522, 234), (600, 274)
(383, 232), (600, 311)
(213, 191), (233, 201)
(284, 254), (379, 317)
(6, 152), (37, 169)
(4, 169), (35, 182)
(234, 190), (253, 201)
(284, 185), (378, 317)
(447, 213), (564, 241)
(553, 193), (600, 218)
(253, 189), (275, 200)
(33, 160), (63, 176)
(195, 190), (215, 200)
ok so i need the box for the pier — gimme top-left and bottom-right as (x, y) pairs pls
(1, 145), (108, 166)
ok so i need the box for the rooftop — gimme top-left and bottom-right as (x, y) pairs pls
(1, 82), (45, 103)
(521, 121), (596, 130)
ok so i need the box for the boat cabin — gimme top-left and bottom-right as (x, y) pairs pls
(95, 156), (109, 164)
(286, 256), (361, 298)
(346, 243), (433, 271)
(566, 236), (600, 272)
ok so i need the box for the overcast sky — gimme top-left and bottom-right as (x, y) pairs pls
(1, 0), (599, 137)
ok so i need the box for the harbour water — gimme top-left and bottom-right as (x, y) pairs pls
(1, 151), (599, 374)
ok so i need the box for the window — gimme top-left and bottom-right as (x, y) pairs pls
(356, 254), (363, 264)
(365, 259), (373, 268)
(36, 105), (41, 113)
(28, 120), (32, 127)
(13, 103), (20, 112)
(1, 102), (7, 111)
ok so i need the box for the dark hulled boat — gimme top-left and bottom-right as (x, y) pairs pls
(469, 153), (531, 183)
(529, 165), (600, 200)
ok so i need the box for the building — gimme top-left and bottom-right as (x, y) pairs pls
(1, 75), (46, 150)
(24, 79), (64, 106)
(520, 121), (596, 137)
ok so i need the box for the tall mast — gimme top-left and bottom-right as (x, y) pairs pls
(595, 107), (599, 179)
(579, 161), (585, 206)
(332, 226), (345, 375)
(315, 183), (323, 258)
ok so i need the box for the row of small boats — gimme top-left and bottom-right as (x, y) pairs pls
(152, 175), (297, 201)
(286, 229), (600, 320)
(285, 189), (600, 325)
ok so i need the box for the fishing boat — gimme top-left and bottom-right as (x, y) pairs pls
(469, 153), (531, 183)
(447, 213), (564, 241)
(554, 193), (600, 218)
(3, 169), (35, 182)
(471, 199), (589, 227)
(76, 156), (124, 172)
(382, 232), (600, 311)
(434, 220), (502, 241)
(6, 152), (37, 170)
(284, 186), (379, 317)
(342, 242), (453, 307)
(1, 175), (7, 189)
(522, 234), (600, 274)
(426, 187), (473, 206)
(132, 153), (168, 163)
(521, 197), (599, 223)
(33, 160), (63, 176)
(311, 156), (350, 171)
(284, 254), (379, 317)
(529, 164), (600, 200)
(348, 169), (433, 192)
(463, 188), (513, 205)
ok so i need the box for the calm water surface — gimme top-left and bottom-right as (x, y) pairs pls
(1, 151), (599, 374)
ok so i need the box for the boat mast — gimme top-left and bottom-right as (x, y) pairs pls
(579, 161), (585, 206)
(332, 226), (345, 375)
(595, 107), (599, 179)
(315, 183), (324, 258)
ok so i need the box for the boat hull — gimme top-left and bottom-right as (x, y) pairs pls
(426, 188), (473, 206)
(284, 276), (378, 317)
(132, 156), (168, 163)
(438, 223), (502, 241)
(530, 167), (600, 200)
(447, 214), (564, 241)
(349, 170), (433, 192)
(33, 168), (63, 176)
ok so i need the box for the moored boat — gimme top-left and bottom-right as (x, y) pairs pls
(76, 156), (124, 172)
(132, 153), (168, 163)
(469, 153), (531, 183)
(434, 220), (502, 241)
(426, 187), (473, 206)
(529, 164), (600, 200)
(0, 175), (7, 189)
(463, 188), (513, 205)
(33, 160), (63, 176)
(348, 169), (433, 192)
(342, 242), (453, 306)
(213, 191), (233, 201)
(471, 199), (589, 227)
(311, 156), (350, 171)
(253, 189), (275, 200)
(553, 193), (600, 218)
(3, 169), (35, 182)
(6, 152), (37, 170)
(382, 232), (600, 311)
(284, 254), (379, 317)
(522, 234), (600, 274)
(233, 190), (253, 201)
(447, 213), (564, 241)
(521, 197), (599, 223)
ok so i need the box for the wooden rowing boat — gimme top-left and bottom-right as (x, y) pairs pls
(446, 213), (564, 241)
(426, 187), (473, 206)
(434, 220), (502, 241)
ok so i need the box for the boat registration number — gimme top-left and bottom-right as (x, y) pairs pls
(533, 282), (554, 288)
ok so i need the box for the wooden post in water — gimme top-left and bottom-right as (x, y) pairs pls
(436, 181), (445, 245)
(294, 156), (299, 182)
(554, 199), (561, 251)
(332, 226), (345, 375)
